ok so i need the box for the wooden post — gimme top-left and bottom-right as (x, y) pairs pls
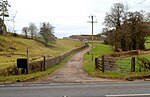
(102, 55), (105, 73)
(26, 48), (29, 74)
(43, 56), (46, 71)
(95, 58), (98, 70)
(131, 57), (136, 72)
(21, 68), (25, 74)
(40, 61), (43, 71)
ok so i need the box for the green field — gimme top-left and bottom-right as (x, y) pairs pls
(145, 43), (150, 49)
(145, 36), (150, 49)
(0, 35), (83, 69)
(146, 36), (150, 43)
(116, 57), (132, 72)
(84, 42), (150, 79)
(116, 53), (150, 74)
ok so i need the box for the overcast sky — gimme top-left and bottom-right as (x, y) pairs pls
(5, 0), (150, 38)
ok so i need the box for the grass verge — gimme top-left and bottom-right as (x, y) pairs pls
(0, 51), (76, 83)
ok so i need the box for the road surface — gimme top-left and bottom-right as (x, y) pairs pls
(35, 47), (116, 83)
(0, 81), (150, 97)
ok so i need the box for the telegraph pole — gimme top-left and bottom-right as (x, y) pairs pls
(88, 14), (97, 61)
(12, 11), (17, 33)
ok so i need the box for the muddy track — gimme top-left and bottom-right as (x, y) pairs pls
(35, 47), (116, 83)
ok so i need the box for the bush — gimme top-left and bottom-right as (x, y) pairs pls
(137, 57), (150, 72)
(0, 66), (20, 76)
(13, 33), (18, 37)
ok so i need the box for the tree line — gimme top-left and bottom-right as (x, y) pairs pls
(22, 22), (55, 46)
(102, 3), (150, 51)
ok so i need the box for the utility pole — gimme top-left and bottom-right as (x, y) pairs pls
(12, 11), (17, 33)
(88, 14), (97, 61)
(5, 11), (17, 33)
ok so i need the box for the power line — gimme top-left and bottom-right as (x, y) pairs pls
(134, 0), (146, 4)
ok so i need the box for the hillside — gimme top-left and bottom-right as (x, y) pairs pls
(0, 35), (83, 69)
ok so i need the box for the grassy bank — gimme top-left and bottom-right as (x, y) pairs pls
(0, 35), (83, 69)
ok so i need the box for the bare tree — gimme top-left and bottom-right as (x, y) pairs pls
(104, 3), (128, 30)
(40, 22), (55, 46)
(104, 11), (147, 51)
(104, 3), (128, 51)
(125, 11), (145, 50)
(103, 3), (148, 51)
(22, 27), (29, 38)
(144, 12), (150, 22)
(28, 23), (37, 39)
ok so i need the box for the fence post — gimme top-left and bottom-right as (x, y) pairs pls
(95, 58), (98, 70)
(43, 56), (46, 71)
(102, 55), (105, 73)
(131, 57), (136, 72)
(40, 61), (43, 71)
(21, 68), (25, 74)
(26, 48), (29, 74)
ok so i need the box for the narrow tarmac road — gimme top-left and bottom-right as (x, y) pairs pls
(35, 47), (117, 83)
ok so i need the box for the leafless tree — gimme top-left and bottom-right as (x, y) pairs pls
(104, 3), (128, 51)
(22, 27), (29, 38)
(104, 3), (128, 30)
(124, 11), (145, 50)
(144, 12), (150, 22)
(28, 23), (37, 39)
(40, 22), (55, 46)
(103, 3), (148, 51)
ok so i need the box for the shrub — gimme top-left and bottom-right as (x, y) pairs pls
(13, 33), (18, 37)
(0, 66), (20, 76)
(137, 57), (150, 72)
